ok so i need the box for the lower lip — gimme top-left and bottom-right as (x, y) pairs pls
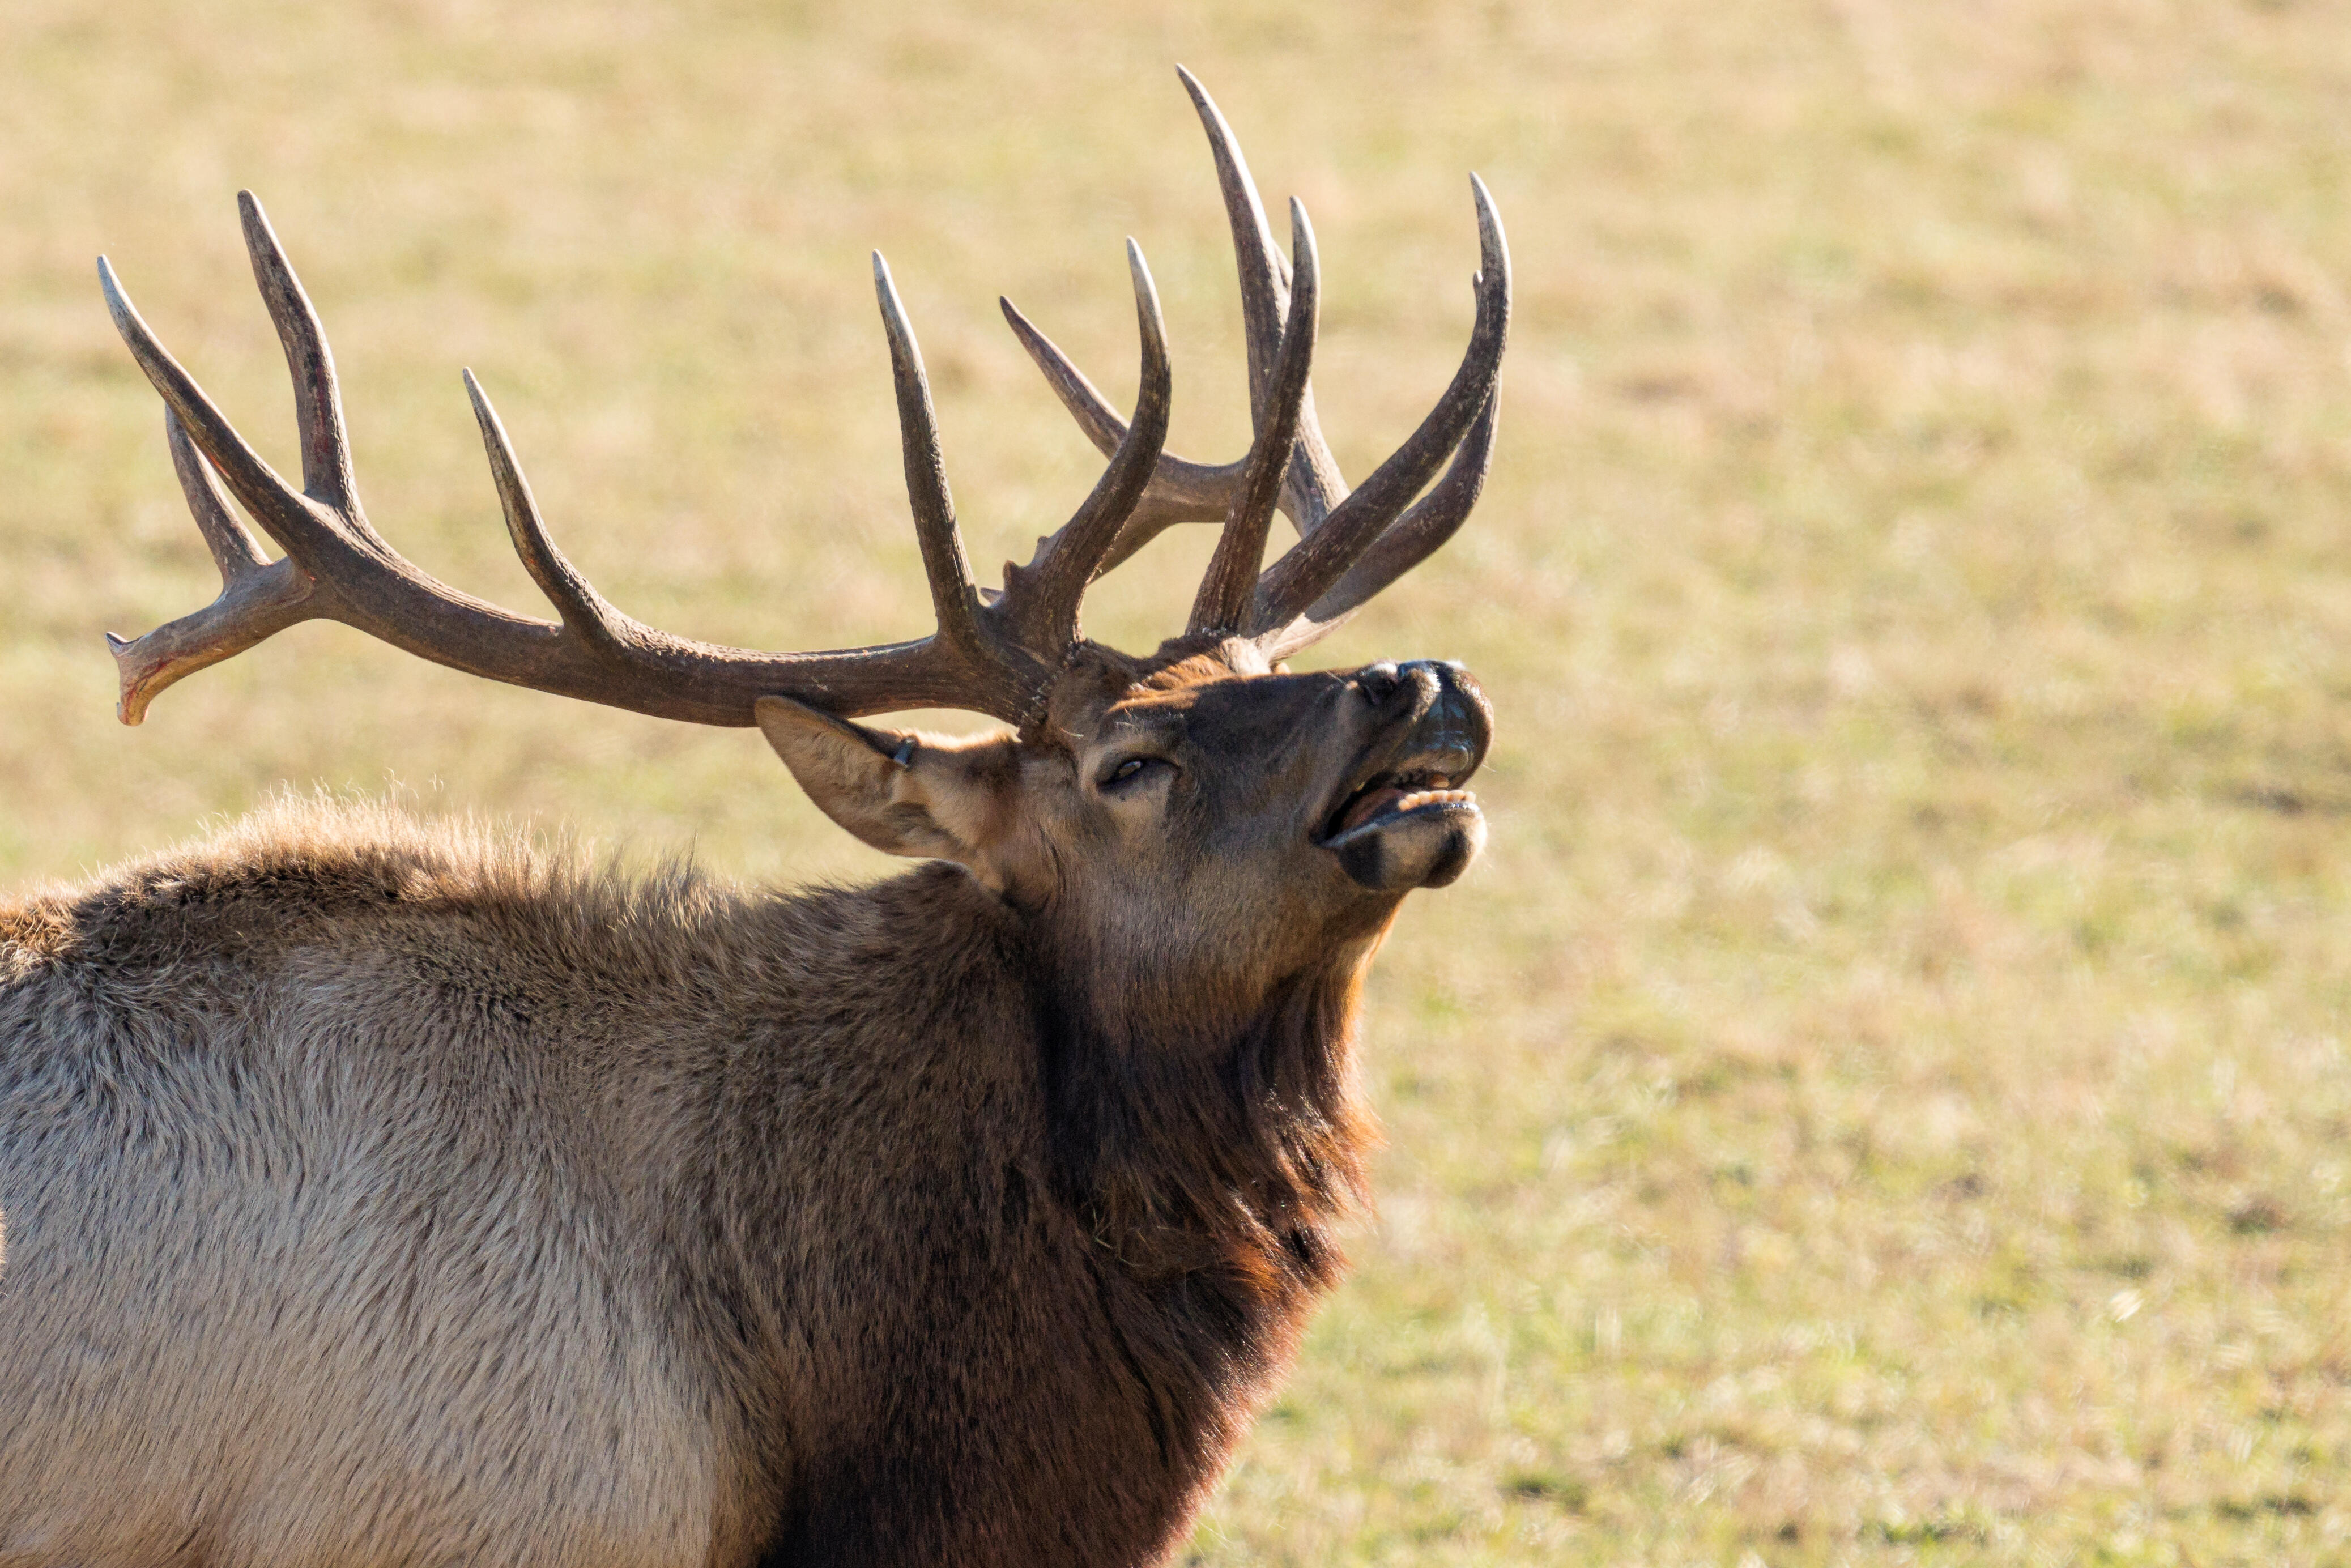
(1319, 790), (1479, 846)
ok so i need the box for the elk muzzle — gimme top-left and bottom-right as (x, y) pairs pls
(1318, 661), (1493, 892)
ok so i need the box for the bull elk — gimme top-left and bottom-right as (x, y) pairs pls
(0, 70), (1508, 1567)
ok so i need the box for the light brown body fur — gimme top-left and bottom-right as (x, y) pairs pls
(0, 791), (1379, 1567)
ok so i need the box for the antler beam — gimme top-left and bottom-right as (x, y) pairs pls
(102, 197), (1173, 727)
(103, 73), (1505, 730)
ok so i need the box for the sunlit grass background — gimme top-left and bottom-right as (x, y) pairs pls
(8, 1), (2351, 1561)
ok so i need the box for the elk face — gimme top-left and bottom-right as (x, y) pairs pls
(1061, 649), (1492, 903)
(753, 644), (1492, 1004)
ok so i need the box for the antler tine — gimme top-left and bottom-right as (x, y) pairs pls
(167, 404), (271, 581)
(1177, 66), (1348, 534)
(871, 252), (993, 672)
(462, 369), (635, 662)
(1173, 65), (1287, 425)
(238, 192), (363, 517)
(1248, 174), (1512, 640)
(999, 66), (1352, 576)
(97, 250), (355, 576)
(1190, 201), (1319, 637)
(996, 299), (1232, 575)
(1257, 390), (1500, 662)
(99, 244), (369, 724)
(107, 410), (325, 725)
(998, 297), (1228, 517)
(997, 239), (1174, 655)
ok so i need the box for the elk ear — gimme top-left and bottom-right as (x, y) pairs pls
(754, 695), (1017, 872)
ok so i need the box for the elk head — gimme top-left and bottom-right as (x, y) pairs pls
(99, 69), (1510, 1008)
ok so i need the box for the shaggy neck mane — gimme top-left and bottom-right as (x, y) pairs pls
(1028, 939), (1381, 1311)
(1010, 929), (1391, 1484)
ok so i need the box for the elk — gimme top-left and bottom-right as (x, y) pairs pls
(0, 70), (1507, 1568)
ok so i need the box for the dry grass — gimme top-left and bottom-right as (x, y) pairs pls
(8, 0), (2351, 1561)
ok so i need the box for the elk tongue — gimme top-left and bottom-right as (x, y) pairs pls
(1338, 784), (1409, 833)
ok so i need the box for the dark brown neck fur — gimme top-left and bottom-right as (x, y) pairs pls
(1019, 930), (1379, 1480)
(1032, 951), (1373, 1293)
(716, 866), (1384, 1562)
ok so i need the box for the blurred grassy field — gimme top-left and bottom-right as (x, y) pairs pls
(7, 1), (2351, 1562)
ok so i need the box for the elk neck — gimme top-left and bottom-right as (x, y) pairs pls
(695, 859), (1394, 1504)
(1017, 898), (1391, 1304)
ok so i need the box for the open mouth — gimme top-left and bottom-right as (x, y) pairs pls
(1313, 662), (1492, 889)
(1316, 715), (1485, 849)
(1319, 766), (1477, 846)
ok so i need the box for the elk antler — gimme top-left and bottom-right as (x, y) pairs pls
(1190, 198), (1319, 638)
(102, 198), (1170, 728)
(998, 66), (1511, 659)
(103, 73), (1504, 730)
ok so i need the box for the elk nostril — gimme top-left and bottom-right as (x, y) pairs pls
(1357, 662), (1400, 705)
(1398, 659), (1452, 689)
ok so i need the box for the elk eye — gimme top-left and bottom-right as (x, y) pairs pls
(1100, 756), (1165, 789)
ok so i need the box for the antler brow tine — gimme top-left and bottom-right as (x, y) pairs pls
(106, 408), (323, 726)
(1258, 391), (1501, 661)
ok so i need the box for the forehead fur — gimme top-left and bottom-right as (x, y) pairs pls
(1137, 654), (1233, 694)
(1135, 637), (1274, 692)
(1033, 637), (1280, 744)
